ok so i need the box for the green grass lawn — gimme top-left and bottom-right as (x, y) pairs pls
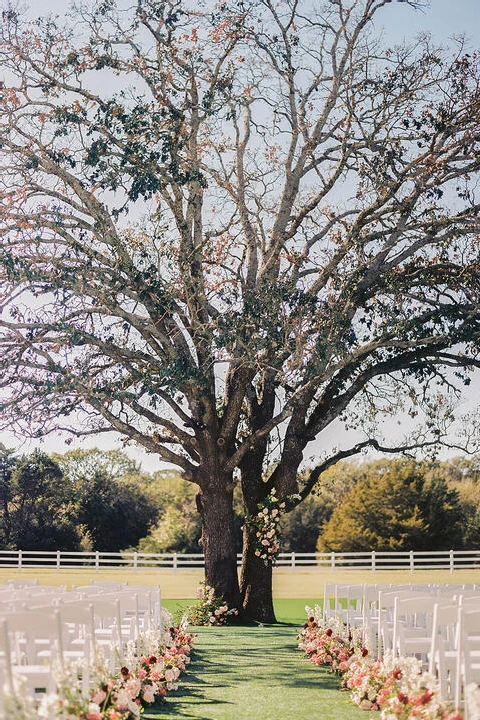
(144, 624), (378, 720)
(163, 598), (319, 626)
(146, 599), (378, 719)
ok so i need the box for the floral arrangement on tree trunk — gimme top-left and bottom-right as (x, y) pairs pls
(184, 580), (239, 626)
(246, 488), (301, 565)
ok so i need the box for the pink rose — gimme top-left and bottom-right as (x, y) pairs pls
(125, 678), (142, 697)
(86, 705), (102, 720)
(91, 690), (107, 704)
(142, 685), (156, 704)
(164, 669), (176, 683)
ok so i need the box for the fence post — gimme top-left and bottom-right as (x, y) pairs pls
(7, 548), (469, 573)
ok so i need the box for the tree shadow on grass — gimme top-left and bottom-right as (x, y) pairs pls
(144, 682), (235, 719)
(144, 624), (354, 718)
(142, 671), (235, 719)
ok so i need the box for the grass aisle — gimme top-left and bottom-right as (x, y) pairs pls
(146, 624), (378, 720)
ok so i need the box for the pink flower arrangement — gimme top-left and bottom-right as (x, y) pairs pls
(169, 625), (197, 654)
(341, 655), (387, 710)
(298, 615), (358, 672)
(372, 655), (464, 720)
(37, 621), (197, 719)
(298, 611), (468, 720)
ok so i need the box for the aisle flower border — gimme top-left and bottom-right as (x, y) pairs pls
(297, 606), (476, 720)
(4, 609), (197, 719)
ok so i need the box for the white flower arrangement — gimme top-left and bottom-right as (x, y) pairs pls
(185, 580), (238, 625)
(248, 488), (300, 565)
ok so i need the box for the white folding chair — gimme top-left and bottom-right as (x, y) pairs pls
(90, 580), (127, 591)
(0, 618), (15, 701)
(100, 588), (163, 637)
(57, 603), (95, 655)
(59, 597), (124, 669)
(323, 583), (337, 622)
(71, 585), (107, 597)
(456, 607), (480, 717)
(3, 579), (39, 589)
(2, 610), (64, 698)
(392, 595), (451, 664)
(428, 602), (461, 704)
(121, 585), (163, 633)
(377, 589), (430, 659)
(101, 591), (143, 640)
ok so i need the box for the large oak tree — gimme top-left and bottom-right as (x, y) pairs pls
(1, 0), (480, 620)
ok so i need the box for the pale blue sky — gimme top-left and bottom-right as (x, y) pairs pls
(21, 0), (480, 45)
(375, 0), (479, 45)
(3, 0), (479, 470)
(26, 0), (480, 45)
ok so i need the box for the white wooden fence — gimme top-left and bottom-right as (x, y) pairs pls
(0, 549), (479, 573)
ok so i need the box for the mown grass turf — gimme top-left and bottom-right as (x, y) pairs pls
(143, 624), (377, 720)
(273, 597), (321, 624)
(1, 567), (478, 598)
(162, 598), (319, 626)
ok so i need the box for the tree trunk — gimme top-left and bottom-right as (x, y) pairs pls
(240, 524), (276, 623)
(197, 482), (241, 610)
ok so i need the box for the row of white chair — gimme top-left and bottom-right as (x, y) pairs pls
(385, 592), (480, 712)
(0, 580), (163, 716)
(0, 580), (163, 635)
(323, 582), (480, 716)
(324, 582), (479, 624)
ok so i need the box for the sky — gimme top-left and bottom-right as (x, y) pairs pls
(23, 0), (480, 44)
(2, 0), (479, 472)
(374, 0), (479, 45)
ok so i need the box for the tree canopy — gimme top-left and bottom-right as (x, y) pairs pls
(317, 459), (464, 552)
(0, 446), (80, 550)
(1, 0), (479, 620)
(0, 447), (159, 552)
(56, 449), (159, 551)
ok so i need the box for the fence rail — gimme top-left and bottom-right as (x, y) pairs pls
(0, 549), (479, 573)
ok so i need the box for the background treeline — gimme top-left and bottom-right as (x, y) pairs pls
(1, 446), (479, 554)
